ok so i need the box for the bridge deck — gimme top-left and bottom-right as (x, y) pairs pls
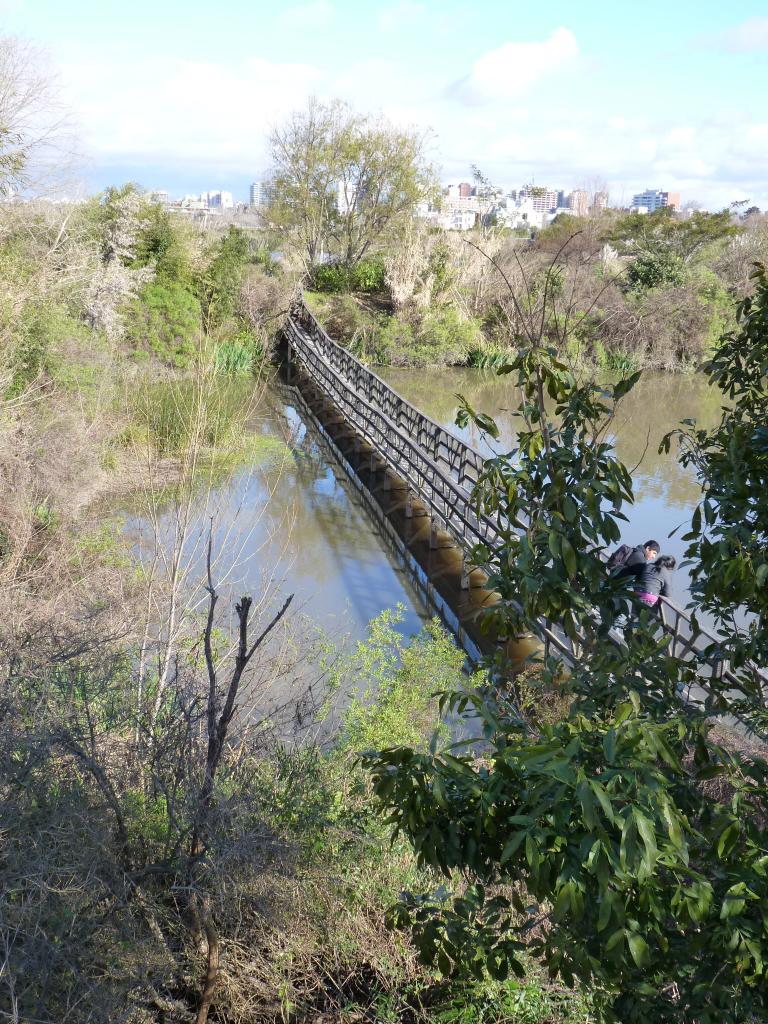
(284, 297), (767, 718)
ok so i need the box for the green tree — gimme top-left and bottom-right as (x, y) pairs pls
(611, 209), (740, 290)
(666, 261), (768, 713)
(362, 257), (768, 1023)
(270, 97), (435, 270)
(199, 226), (251, 328)
(133, 200), (193, 284)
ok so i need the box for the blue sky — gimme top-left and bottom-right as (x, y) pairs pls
(2, 0), (767, 207)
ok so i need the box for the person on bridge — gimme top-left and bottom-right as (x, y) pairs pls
(607, 539), (660, 580)
(635, 554), (676, 607)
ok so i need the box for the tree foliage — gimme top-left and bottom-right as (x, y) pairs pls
(199, 225), (251, 328)
(0, 34), (74, 194)
(125, 280), (201, 366)
(612, 209), (740, 291)
(270, 97), (435, 270)
(362, 253), (768, 1023)
(666, 261), (768, 708)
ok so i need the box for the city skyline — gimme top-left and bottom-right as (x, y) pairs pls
(2, 0), (767, 209)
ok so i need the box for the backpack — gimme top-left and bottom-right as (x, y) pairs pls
(606, 543), (633, 571)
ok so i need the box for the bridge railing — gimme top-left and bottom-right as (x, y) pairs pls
(291, 299), (486, 492)
(286, 297), (768, 711)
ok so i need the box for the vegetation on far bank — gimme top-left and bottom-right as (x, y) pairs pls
(301, 208), (768, 373)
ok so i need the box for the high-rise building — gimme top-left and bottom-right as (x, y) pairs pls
(249, 181), (275, 208)
(567, 189), (589, 217)
(519, 185), (558, 213)
(458, 181), (473, 198)
(205, 190), (234, 210)
(631, 189), (681, 213)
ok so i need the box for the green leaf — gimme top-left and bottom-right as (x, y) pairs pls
(561, 537), (577, 578)
(628, 933), (650, 968)
(500, 830), (526, 865)
(589, 779), (615, 824)
(597, 893), (613, 932)
(605, 927), (625, 952)
(720, 882), (747, 919)
(633, 809), (658, 873)
(717, 822), (739, 859)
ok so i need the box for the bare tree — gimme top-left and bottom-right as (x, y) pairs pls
(383, 217), (428, 311)
(0, 34), (78, 196)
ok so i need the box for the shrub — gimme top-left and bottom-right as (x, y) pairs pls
(214, 329), (265, 375)
(124, 281), (201, 367)
(627, 249), (686, 290)
(417, 308), (482, 363)
(312, 258), (386, 293)
(6, 302), (83, 398)
(133, 201), (193, 284)
(200, 226), (251, 327)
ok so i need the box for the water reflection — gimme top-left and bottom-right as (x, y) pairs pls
(128, 387), (429, 644)
(381, 366), (722, 608)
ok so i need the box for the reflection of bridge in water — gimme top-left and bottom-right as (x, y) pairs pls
(281, 296), (767, 717)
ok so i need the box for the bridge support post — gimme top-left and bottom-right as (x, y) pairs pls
(460, 556), (470, 590)
(353, 435), (360, 455)
(405, 488), (413, 518)
(430, 518), (439, 550)
(369, 450), (376, 476)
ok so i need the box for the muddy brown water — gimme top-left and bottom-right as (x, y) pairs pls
(127, 369), (721, 671)
(380, 366), (722, 614)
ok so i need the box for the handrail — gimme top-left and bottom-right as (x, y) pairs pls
(291, 299), (486, 491)
(285, 297), (768, 708)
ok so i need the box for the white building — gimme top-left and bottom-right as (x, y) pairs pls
(496, 196), (546, 230)
(631, 189), (680, 213)
(519, 186), (558, 214)
(249, 181), (275, 208)
(205, 190), (234, 210)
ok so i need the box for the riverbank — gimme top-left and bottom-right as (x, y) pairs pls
(303, 208), (768, 374)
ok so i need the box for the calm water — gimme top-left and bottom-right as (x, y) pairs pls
(381, 367), (722, 610)
(127, 386), (429, 647)
(128, 368), (722, 656)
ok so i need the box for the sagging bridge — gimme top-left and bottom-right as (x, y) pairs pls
(281, 295), (767, 717)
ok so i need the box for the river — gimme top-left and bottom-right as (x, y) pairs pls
(126, 385), (429, 648)
(127, 368), (721, 654)
(380, 366), (722, 611)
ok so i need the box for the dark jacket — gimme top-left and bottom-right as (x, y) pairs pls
(637, 563), (673, 599)
(615, 545), (649, 582)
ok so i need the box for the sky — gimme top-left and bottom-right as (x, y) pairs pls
(2, 0), (767, 208)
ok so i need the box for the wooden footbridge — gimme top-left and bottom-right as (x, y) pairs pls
(281, 296), (767, 716)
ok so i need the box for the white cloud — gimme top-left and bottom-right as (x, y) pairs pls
(51, 34), (768, 211)
(59, 54), (320, 171)
(448, 27), (580, 105)
(707, 17), (768, 53)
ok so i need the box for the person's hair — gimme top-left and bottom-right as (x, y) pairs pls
(644, 540), (661, 553)
(656, 555), (676, 570)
